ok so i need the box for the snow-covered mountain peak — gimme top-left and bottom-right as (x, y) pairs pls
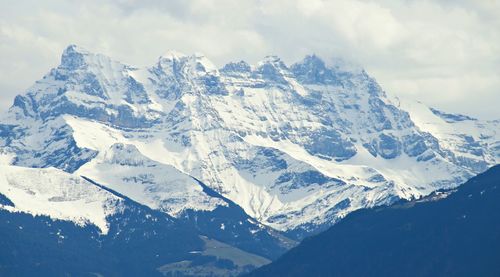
(62, 44), (88, 54)
(157, 50), (218, 74)
(60, 44), (124, 72)
(293, 54), (326, 68)
(290, 54), (365, 86)
(256, 55), (289, 72)
(192, 52), (218, 72)
(253, 55), (294, 84)
(160, 49), (188, 60)
(290, 54), (332, 85)
(220, 60), (252, 74)
(60, 44), (91, 70)
(152, 51), (227, 99)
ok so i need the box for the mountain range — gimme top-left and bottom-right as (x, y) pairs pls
(249, 164), (500, 276)
(0, 45), (498, 275)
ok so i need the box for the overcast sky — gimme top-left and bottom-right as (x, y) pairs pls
(1, 0), (499, 119)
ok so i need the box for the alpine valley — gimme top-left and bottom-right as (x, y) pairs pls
(0, 45), (498, 276)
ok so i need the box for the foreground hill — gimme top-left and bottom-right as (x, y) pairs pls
(249, 165), (500, 277)
(0, 165), (284, 276)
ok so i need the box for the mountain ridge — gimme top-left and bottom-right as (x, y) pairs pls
(248, 164), (500, 277)
(0, 45), (498, 240)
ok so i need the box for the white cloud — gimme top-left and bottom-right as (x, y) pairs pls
(0, 0), (498, 118)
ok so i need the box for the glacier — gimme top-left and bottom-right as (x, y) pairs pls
(0, 45), (498, 239)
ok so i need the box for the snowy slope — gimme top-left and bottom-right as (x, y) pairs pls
(399, 98), (499, 169)
(0, 157), (123, 234)
(0, 152), (289, 261)
(77, 141), (227, 216)
(0, 45), (497, 236)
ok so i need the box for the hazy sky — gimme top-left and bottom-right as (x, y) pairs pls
(1, 0), (499, 119)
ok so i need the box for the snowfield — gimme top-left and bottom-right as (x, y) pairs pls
(0, 163), (123, 234)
